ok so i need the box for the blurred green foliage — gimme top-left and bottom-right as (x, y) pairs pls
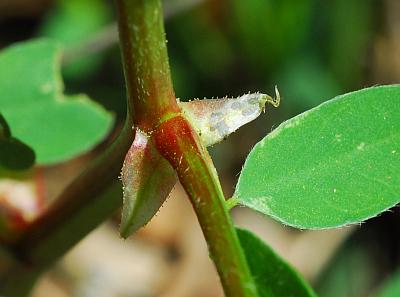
(0, 1), (393, 296)
(316, 240), (377, 297)
(167, 0), (374, 112)
(38, 0), (111, 80)
(0, 39), (113, 164)
(28, 0), (376, 124)
(373, 271), (400, 297)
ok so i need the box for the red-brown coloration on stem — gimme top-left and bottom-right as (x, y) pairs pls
(153, 115), (258, 297)
(153, 116), (198, 172)
(116, 1), (258, 296)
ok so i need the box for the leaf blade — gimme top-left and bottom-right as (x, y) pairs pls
(237, 228), (317, 297)
(0, 39), (113, 164)
(235, 85), (400, 229)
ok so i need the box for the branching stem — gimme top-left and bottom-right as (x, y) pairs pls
(116, 0), (258, 296)
(0, 119), (134, 296)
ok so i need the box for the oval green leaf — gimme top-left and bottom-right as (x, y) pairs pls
(235, 85), (400, 229)
(39, 0), (110, 79)
(0, 39), (113, 164)
(237, 228), (317, 297)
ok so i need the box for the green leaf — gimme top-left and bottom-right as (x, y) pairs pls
(237, 228), (317, 297)
(372, 271), (400, 297)
(234, 85), (400, 229)
(0, 39), (113, 164)
(315, 241), (376, 297)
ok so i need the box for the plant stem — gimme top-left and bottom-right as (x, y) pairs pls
(154, 116), (258, 297)
(0, 120), (134, 296)
(115, 0), (180, 132)
(115, 0), (258, 296)
(63, 0), (205, 66)
(13, 121), (133, 265)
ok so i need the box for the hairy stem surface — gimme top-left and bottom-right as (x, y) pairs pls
(116, 1), (258, 296)
(154, 116), (258, 297)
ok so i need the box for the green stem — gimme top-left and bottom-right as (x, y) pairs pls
(154, 116), (258, 297)
(115, 1), (258, 296)
(115, 0), (180, 132)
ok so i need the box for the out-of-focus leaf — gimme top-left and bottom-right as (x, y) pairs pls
(316, 241), (376, 297)
(39, 0), (111, 79)
(0, 39), (113, 164)
(0, 114), (35, 170)
(231, 0), (313, 72)
(234, 86), (400, 229)
(237, 228), (317, 297)
(372, 271), (400, 297)
(0, 139), (35, 170)
(169, 8), (234, 79)
(278, 56), (341, 109)
(327, 0), (372, 86)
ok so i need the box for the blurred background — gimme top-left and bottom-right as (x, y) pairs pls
(0, 0), (400, 296)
